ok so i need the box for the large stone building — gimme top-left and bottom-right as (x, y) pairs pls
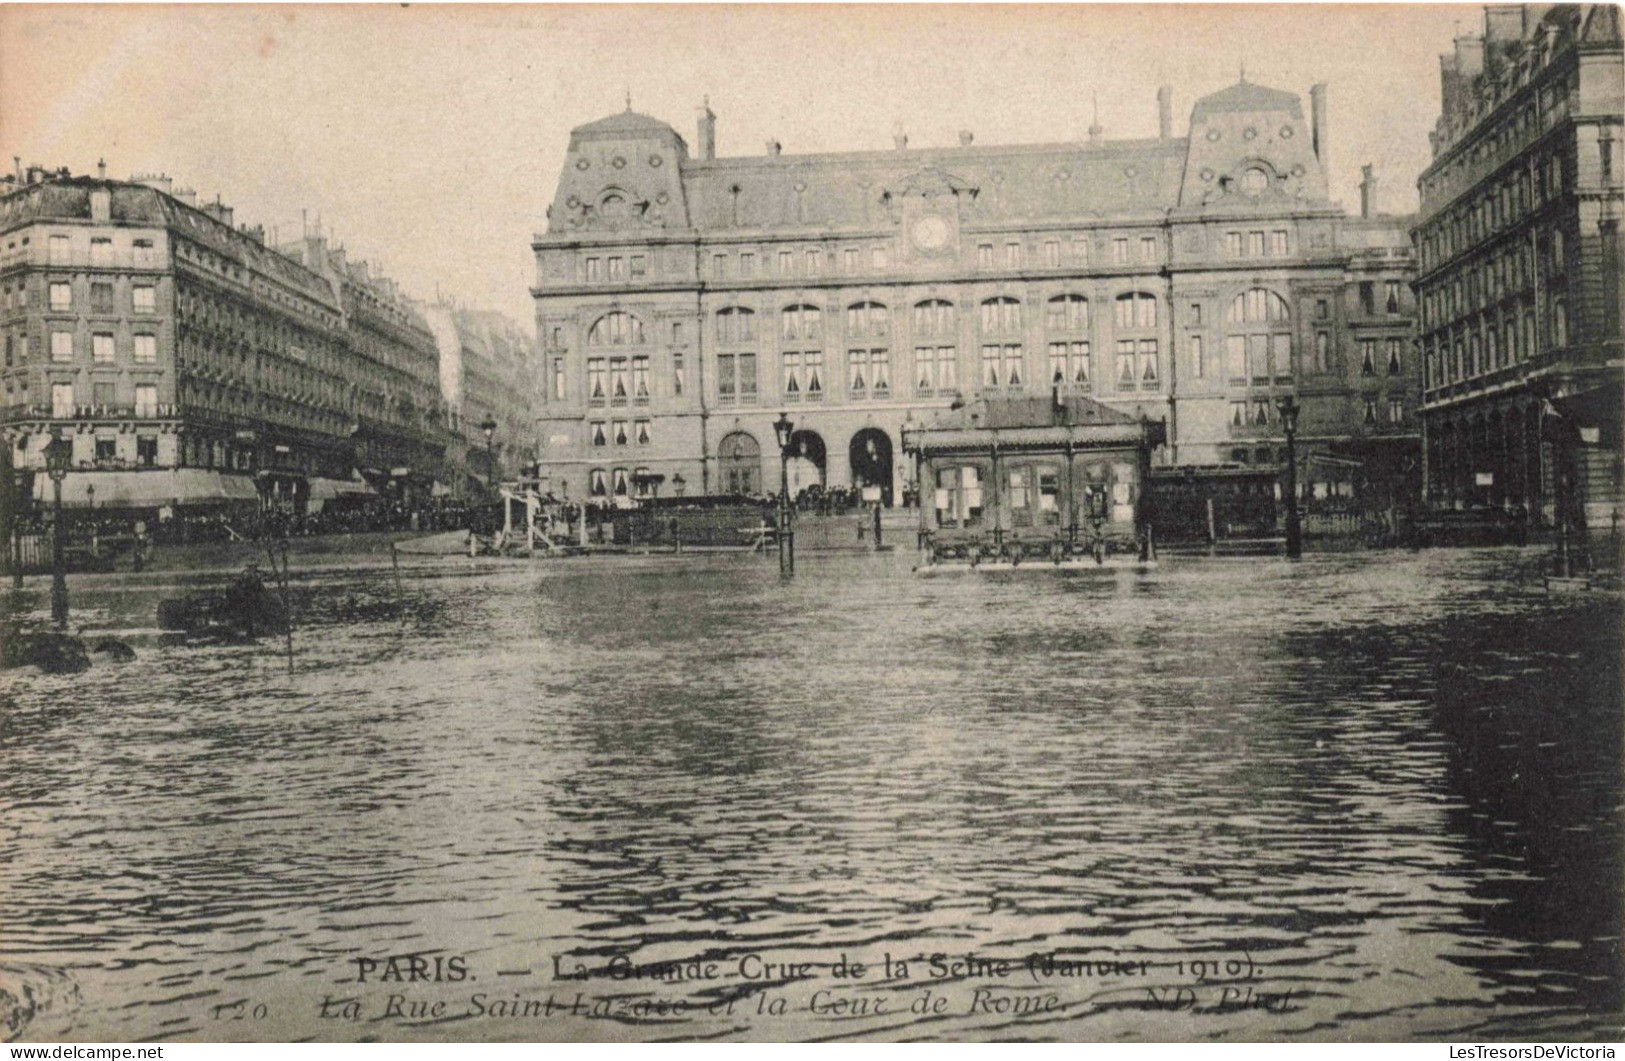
(533, 83), (1419, 509)
(0, 166), (457, 513)
(425, 302), (540, 495)
(1414, 3), (1623, 532)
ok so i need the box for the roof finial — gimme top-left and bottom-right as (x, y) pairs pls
(625, 87), (632, 112)
(1088, 91), (1104, 141)
(1240, 61), (1247, 83)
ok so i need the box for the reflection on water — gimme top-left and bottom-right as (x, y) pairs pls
(1, 548), (1619, 1042)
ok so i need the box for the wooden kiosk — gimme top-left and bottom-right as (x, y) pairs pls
(903, 393), (1167, 572)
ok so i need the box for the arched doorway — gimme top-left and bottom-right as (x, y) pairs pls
(786, 429), (826, 498)
(718, 431), (761, 495)
(849, 428), (894, 506)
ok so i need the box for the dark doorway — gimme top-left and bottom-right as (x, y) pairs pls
(849, 428), (894, 506)
(718, 431), (761, 495)
(786, 430), (827, 498)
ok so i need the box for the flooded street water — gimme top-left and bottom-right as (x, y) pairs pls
(1, 547), (1620, 1042)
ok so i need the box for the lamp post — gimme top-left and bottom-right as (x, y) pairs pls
(901, 412), (917, 508)
(672, 472), (686, 498)
(479, 416), (498, 493)
(773, 412), (794, 577)
(4, 430), (20, 589)
(45, 431), (72, 628)
(1276, 395), (1303, 560)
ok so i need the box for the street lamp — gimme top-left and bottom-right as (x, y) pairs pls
(672, 472), (686, 499)
(479, 416), (498, 493)
(1276, 395), (1303, 560)
(45, 431), (72, 628)
(773, 412), (795, 577)
(4, 432), (20, 590)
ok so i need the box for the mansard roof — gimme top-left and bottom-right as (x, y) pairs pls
(1190, 80), (1303, 119)
(573, 110), (675, 136)
(546, 79), (1335, 237)
(679, 137), (1189, 230)
(567, 110), (687, 154)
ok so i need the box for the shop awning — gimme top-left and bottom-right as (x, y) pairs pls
(308, 475), (378, 502)
(32, 469), (260, 507)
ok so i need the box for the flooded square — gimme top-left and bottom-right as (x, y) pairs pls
(1, 547), (1620, 1041)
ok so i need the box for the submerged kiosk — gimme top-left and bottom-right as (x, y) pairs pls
(903, 393), (1167, 572)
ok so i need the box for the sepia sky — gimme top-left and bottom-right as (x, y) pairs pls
(0, 4), (1474, 329)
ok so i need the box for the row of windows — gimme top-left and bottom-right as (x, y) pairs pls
(573, 332), (1411, 407)
(176, 282), (351, 397)
(577, 288), (1354, 352)
(589, 419), (652, 446)
(1424, 306), (1557, 389)
(43, 279), (157, 314)
(1225, 230), (1291, 258)
(1417, 234), (1563, 331)
(626, 230), (1192, 285)
(707, 343), (1165, 404)
(18, 330), (162, 365)
(582, 294), (1166, 350)
(932, 463), (1139, 530)
(37, 233), (159, 268)
(708, 246), (865, 280)
(1229, 396), (1405, 427)
(934, 464), (1071, 530)
(1419, 154), (1565, 269)
(1421, 62), (1573, 210)
(40, 382), (162, 418)
(1356, 280), (1405, 317)
(585, 356), (651, 404)
(571, 332), (1409, 410)
(976, 235), (1161, 269)
(588, 466), (658, 498)
(584, 254), (647, 282)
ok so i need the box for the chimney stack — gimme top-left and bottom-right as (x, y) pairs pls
(959, 130), (974, 146)
(697, 97), (716, 161)
(1309, 83), (1328, 170)
(893, 129), (909, 150)
(766, 139), (781, 156)
(1454, 33), (1485, 77)
(96, 158), (106, 179)
(1157, 85), (1172, 140)
(1360, 164), (1379, 218)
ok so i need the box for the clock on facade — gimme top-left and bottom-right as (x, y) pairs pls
(911, 215), (950, 251)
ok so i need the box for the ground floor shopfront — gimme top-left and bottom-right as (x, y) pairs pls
(1423, 381), (1623, 534)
